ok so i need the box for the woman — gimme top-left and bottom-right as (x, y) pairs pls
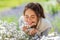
(19, 2), (52, 40)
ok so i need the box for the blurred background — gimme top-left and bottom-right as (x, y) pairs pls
(0, 0), (60, 35)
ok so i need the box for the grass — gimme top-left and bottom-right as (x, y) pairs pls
(0, 0), (50, 10)
(1, 15), (20, 30)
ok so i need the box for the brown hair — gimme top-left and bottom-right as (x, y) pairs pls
(24, 2), (45, 18)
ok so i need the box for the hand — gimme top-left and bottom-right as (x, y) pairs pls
(30, 23), (36, 27)
(28, 28), (38, 36)
(22, 26), (28, 32)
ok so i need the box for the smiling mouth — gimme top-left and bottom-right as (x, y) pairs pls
(28, 22), (37, 28)
(28, 22), (35, 25)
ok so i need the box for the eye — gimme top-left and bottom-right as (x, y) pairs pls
(31, 15), (36, 18)
(25, 15), (29, 18)
(31, 16), (35, 18)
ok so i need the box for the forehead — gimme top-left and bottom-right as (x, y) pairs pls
(25, 9), (36, 16)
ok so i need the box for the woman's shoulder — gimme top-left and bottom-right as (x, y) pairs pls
(19, 15), (24, 19)
(42, 18), (50, 23)
(19, 15), (24, 21)
(41, 18), (52, 28)
(19, 15), (25, 24)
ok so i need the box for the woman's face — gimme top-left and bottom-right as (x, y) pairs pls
(24, 9), (38, 26)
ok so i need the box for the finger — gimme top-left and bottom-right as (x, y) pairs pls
(28, 31), (31, 35)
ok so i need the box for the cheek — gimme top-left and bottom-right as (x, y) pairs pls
(24, 18), (28, 22)
(32, 18), (38, 23)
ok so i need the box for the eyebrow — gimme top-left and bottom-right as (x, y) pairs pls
(25, 15), (35, 16)
(31, 15), (35, 17)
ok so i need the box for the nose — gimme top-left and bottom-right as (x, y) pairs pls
(28, 17), (31, 22)
(27, 17), (32, 25)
